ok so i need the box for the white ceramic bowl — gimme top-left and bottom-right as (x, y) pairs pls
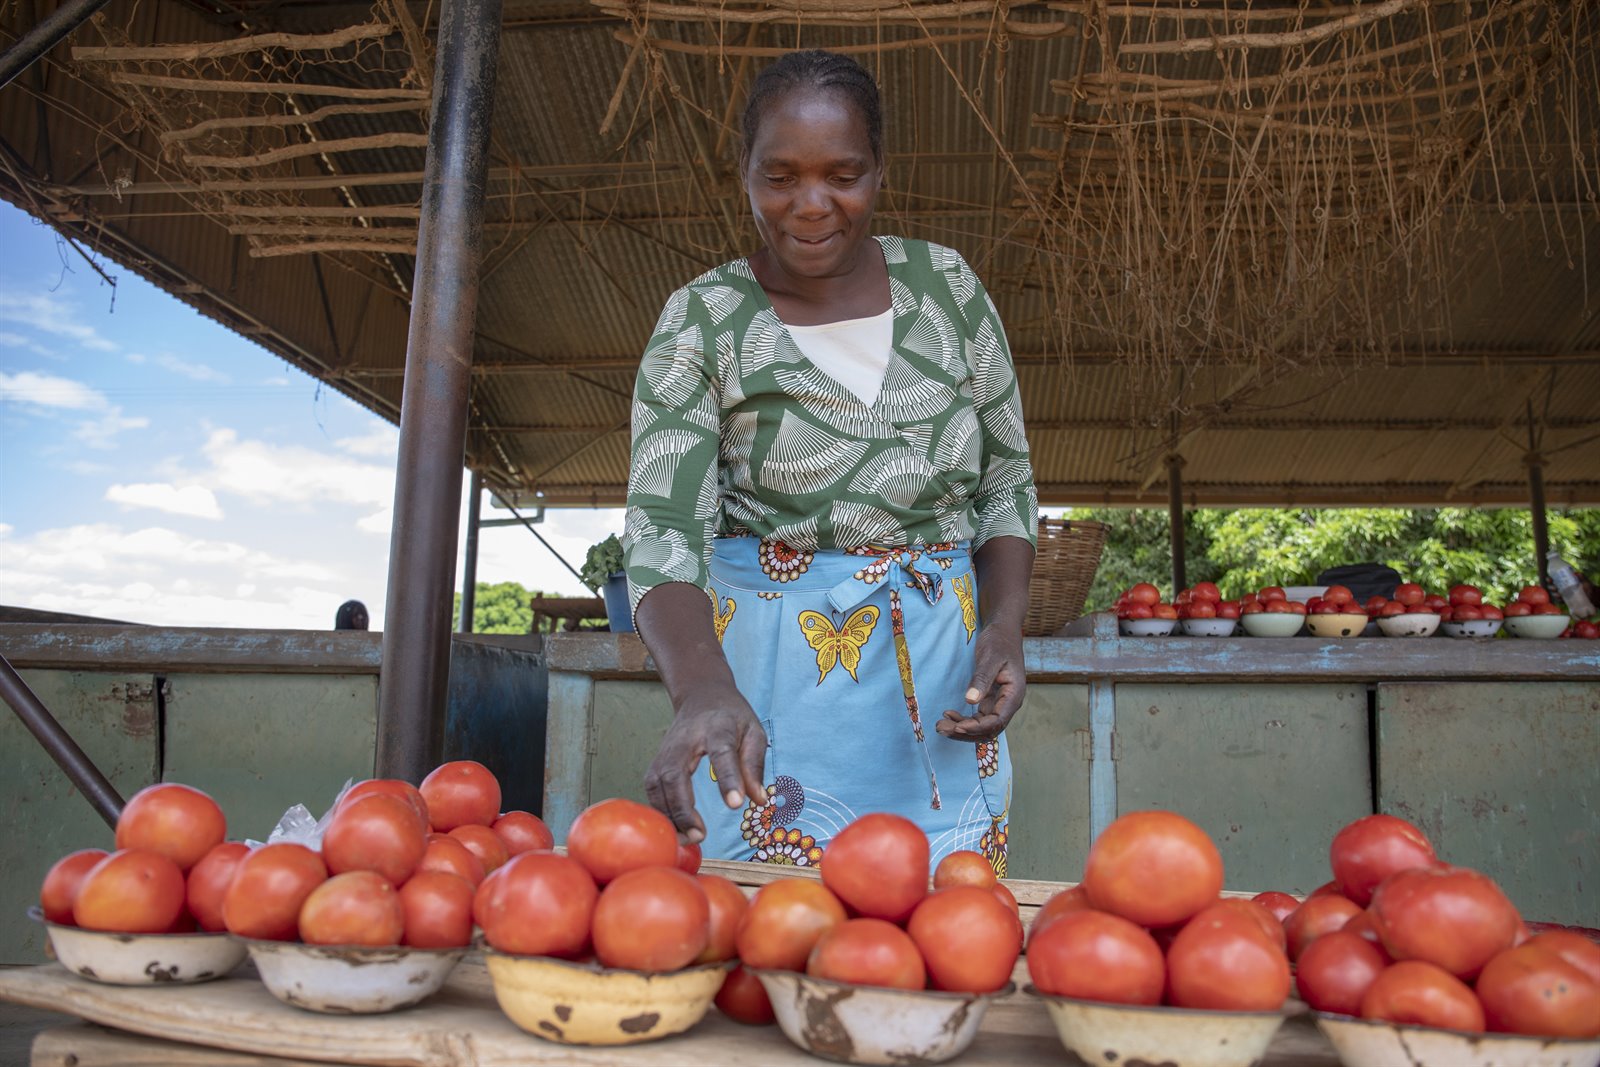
(29, 907), (246, 986)
(1440, 618), (1504, 638)
(1120, 617), (1178, 637)
(1305, 613), (1370, 638)
(1029, 988), (1289, 1067)
(1377, 613), (1442, 638)
(240, 937), (464, 1014)
(1240, 613), (1305, 638)
(484, 951), (729, 1046)
(755, 970), (1012, 1066)
(1315, 1012), (1600, 1067)
(1181, 618), (1238, 637)
(1502, 614), (1571, 639)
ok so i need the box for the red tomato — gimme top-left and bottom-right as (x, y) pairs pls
(1153, 603), (1180, 620)
(1475, 943), (1600, 1038)
(1259, 586), (1287, 602)
(695, 874), (748, 964)
(1025, 907), (1164, 1005)
(807, 917), (926, 990)
(1265, 598), (1297, 614)
(1479, 604), (1503, 621)
(819, 813), (929, 924)
(1124, 602), (1154, 620)
(1342, 908), (1388, 951)
(1211, 898), (1287, 954)
(72, 850), (185, 933)
(473, 851), (597, 958)
(1577, 620), (1600, 639)
(447, 824), (509, 875)
(716, 964), (776, 1025)
(416, 835), (486, 886)
(1217, 601), (1241, 619)
(39, 849), (109, 925)
(399, 870), (475, 949)
(736, 879), (848, 972)
(1393, 582), (1425, 605)
(934, 849), (998, 890)
(1371, 865), (1521, 979)
(1082, 810), (1223, 928)
(1323, 584), (1355, 605)
(1128, 582), (1160, 606)
(1531, 602), (1564, 616)
(418, 760), (502, 831)
(339, 779), (430, 829)
(566, 797), (678, 885)
(1285, 894), (1363, 961)
(1287, 600), (1309, 616)
(1448, 584), (1483, 606)
(221, 843), (328, 941)
(1167, 904), (1290, 1011)
(906, 886), (1021, 994)
(992, 881), (1019, 916)
(675, 841), (703, 875)
(1296, 930), (1389, 1016)
(1454, 604), (1485, 621)
(1360, 960), (1485, 1031)
(1517, 584), (1551, 605)
(1028, 885), (1091, 946)
(185, 841), (249, 932)
(115, 783), (227, 873)
(1309, 879), (1342, 898)
(1250, 890), (1299, 924)
(1526, 930), (1600, 985)
(322, 793), (427, 886)
(1190, 581), (1221, 602)
(490, 811), (554, 856)
(591, 866), (710, 972)
(1185, 599), (1218, 619)
(1329, 813), (1437, 907)
(1503, 601), (1533, 617)
(298, 871), (403, 946)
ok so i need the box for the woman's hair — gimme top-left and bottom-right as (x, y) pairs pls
(741, 49), (883, 163)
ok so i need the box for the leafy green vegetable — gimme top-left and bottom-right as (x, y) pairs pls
(580, 533), (626, 592)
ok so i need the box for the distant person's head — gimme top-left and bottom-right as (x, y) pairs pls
(335, 600), (370, 630)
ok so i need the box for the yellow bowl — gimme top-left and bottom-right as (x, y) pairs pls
(1305, 612), (1371, 638)
(483, 950), (730, 1046)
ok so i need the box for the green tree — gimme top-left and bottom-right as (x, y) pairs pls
(452, 581), (540, 634)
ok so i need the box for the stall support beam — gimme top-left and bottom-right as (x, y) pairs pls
(459, 470), (483, 634)
(0, 652), (123, 829)
(1528, 453), (1549, 588)
(0, 0), (110, 91)
(1167, 453), (1187, 593)
(377, 0), (504, 783)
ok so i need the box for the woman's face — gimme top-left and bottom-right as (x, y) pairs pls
(742, 87), (882, 283)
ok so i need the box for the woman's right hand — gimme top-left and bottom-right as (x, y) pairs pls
(643, 682), (768, 844)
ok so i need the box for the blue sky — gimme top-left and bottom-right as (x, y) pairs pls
(0, 201), (620, 629)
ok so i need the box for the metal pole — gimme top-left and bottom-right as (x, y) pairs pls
(1167, 453), (1187, 593)
(0, 0), (111, 91)
(1528, 453), (1550, 589)
(459, 469), (483, 633)
(377, 0), (504, 783)
(0, 653), (123, 828)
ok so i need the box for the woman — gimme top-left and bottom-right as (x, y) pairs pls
(624, 50), (1037, 874)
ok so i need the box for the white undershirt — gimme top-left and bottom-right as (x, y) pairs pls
(785, 308), (894, 406)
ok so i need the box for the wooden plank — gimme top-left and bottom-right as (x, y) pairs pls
(543, 671), (597, 841)
(1376, 682), (1600, 927)
(32, 1023), (335, 1065)
(1113, 683), (1371, 896)
(1004, 683), (1094, 883)
(0, 626), (382, 675)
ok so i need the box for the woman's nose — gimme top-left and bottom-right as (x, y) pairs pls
(792, 180), (832, 216)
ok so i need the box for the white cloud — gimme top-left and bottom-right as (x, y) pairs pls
(74, 411), (151, 449)
(0, 369), (108, 411)
(106, 482), (224, 520)
(335, 425), (400, 458)
(198, 429), (394, 521)
(151, 351), (230, 383)
(0, 329), (52, 357)
(0, 293), (116, 351)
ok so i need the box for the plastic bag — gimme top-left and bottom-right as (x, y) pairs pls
(246, 778), (354, 850)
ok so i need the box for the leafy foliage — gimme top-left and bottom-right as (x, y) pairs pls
(1062, 507), (1600, 610)
(579, 534), (625, 592)
(452, 581), (540, 634)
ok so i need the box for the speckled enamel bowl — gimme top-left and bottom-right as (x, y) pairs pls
(30, 907), (246, 986)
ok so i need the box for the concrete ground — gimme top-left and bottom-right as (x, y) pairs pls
(0, 992), (74, 1067)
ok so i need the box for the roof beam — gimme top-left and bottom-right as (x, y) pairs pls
(478, 416), (1599, 436)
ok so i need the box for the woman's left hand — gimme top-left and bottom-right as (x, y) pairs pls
(936, 621), (1026, 742)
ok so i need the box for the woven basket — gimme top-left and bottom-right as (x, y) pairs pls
(1023, 519), (1108, 636)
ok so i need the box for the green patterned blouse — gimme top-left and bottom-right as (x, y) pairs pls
(624, 236), (1038, 612)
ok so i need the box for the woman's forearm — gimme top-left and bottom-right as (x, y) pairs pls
(634, 581), (740, 712)
(973, 534), (1035, 630)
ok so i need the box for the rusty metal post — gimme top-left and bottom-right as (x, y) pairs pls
(0, 653), (123, 828)
(459, 469), (483, 633)
(0, 0), (111, 91)
(377, 0), (504, 782)
(1167, 453), (1187, 594)
(1528, 453), (1550, 589)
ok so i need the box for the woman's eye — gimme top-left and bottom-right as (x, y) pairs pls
(764, 175), (794, 186)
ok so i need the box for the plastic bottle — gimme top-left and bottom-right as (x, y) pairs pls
(1547, 551), (1595, 617)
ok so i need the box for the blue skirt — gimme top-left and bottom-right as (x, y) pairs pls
(694, 536), (1013, 875)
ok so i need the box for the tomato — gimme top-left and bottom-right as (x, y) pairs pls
(298, 871), (403, 946)
(447, 823), (509, 875)
(1185, 600), (1218, 619)
(1028, 885), (1091, 946)
(185, 841), (249, 932)
(1360, 960), (1485, 1032)
(491, 811), (554, 856)
(1380, 600), (1408, 617)
(115, 783), (227, 872)
(1124, 602), (1154, 620)
(992, 881), (1019, 916)
(1217, 601), (1241, 620)
(1330, 813), (1437, 907)
(806, 917), (926, 990)
(695, 874), (748, 964)
(1285, 894), (1363, 961)
(1394, 583), (1425, 605)
(221, 843), (328, 941)
(398, 869), (475, 949)
(819, 813), (929, 924)
(1153, 603), (1179, 620)
(71, 850), (185, 933)
(1323, 584), (1355, 605)
(322, 793), (427, 886)
(1371, 865), (1521, 979)
(339, 779), (430, 829)
(675, 841), (703, 875)
(906, 886), (1021, 994)
(1211, 898), (1287, 954)
(418, 760), (502, 831)
(1309, 879), (1342, 898)
(1296, 930), (1389, 1016)
(1454, 604), (1484, 621)
(566, 797), (678, 885)
(1475, 943), (1600, 1038)
(1026, 908), (1164, 1005)
(1504, 601), (1533, 617)
(473, 851), (597, 958)
(1190, 581), (1221, 602)
(1526, 930), (1600, 985)
(1479, 604), (1503, 621)
(736, 879), (847, 972)
(1250, 890), (1299, 924)
(592, 866), (709, 972)
(1127, 583), (1160, 606)
(416, 834), (486, 886)
(1082, 810), (1223, 928)
(1576, 620), (1600, 639)
(934, 849), (998, 890)
(1265, 598), (1297, 614)
(716, 964), (776, 1025)
(1166, 903), (1290, 1011)
(1517, 585), (1551, 605)
(1259, 586), (1286, 602)
(1448, 584), (1483, 606)
(1341, 908), (1388, 951)
(39, 849), (108, 925)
